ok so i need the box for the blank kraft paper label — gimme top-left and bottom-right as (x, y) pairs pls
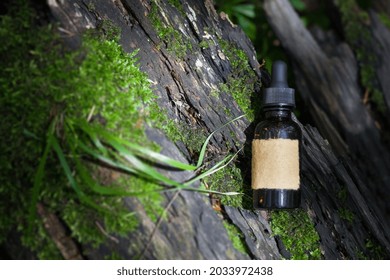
(252, 139), (300, 190)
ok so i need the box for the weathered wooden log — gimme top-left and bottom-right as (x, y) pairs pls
(44, 0), (389, 260)
(46, 0), (264, 260)
(4, 0), (388, 259)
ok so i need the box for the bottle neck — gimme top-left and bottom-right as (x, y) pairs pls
(263, 107), (292, 120)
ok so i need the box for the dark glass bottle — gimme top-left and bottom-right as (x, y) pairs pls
(252, 61), (302, 209)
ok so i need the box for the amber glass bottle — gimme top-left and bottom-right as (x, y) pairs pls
(252, 61), (301, 209)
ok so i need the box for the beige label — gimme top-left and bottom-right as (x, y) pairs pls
(252, 139), (300, 190)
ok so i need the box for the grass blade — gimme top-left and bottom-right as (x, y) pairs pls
(73, 118), (245, 198)
(78, 139), (174, 188)
(77, 140), (137, 174)
(125, 142), (197, 171)
(77, 121), (196, 171)
(50, 134), (109, 213)
(196, 115), (244, 168)
(27, 132), (53, 233)
(180, 187), (242, 196)
(185, 147), (243, 186)
(73, 153), (165, 197)
(122, 152), (183, 188)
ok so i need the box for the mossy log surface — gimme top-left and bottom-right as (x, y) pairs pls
(47, 0), (261, 260)
(16, 0), (388, 259)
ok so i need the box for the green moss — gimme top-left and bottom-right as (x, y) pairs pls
(168, 0), (185, 16)
(210, 88), (220, 98)
(149, 0), (192, 59)
(335, 0), (386, 113)
(356, 238), (386, 259)
(338, 208), (355, 223)
(219, 39), (250, 72)
(62, 198), (138, 249)
(158, 118), (184, 143)
(224, 107), (233, 118)
(160, 26), (190, 58)
(168, 0), (182, 9)
(150, 100), (209, 160)
(370, 89), (387, 112)
(336, 186), (355, 223)
(365, 238), (386, 259)
(149, 1), (164, 32)
(96, 18), (122, 41)
(220, 77), (255, 121)
(62, 202), (106, 247)
(0, 1), (165, 258)
(270, 209), (322, 260)
(336, 0), (370, 40)
(116, 176), (165, 223)
(105, 251), (124, 260)
(20, 219), (63, 259)
(199, 40), (210, 49)
(355, 249), (367, 259)
(169, 122), (207, 157)
(217, 39), (259, 121)
(204, 162), (250, 208)
(337, 186), (348, 202)
(87, 1), (96, 13)
(379, 13), (390, 29)
(223, 220), (249, 255)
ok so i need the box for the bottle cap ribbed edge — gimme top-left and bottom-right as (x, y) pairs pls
(262, 60), (295, 108)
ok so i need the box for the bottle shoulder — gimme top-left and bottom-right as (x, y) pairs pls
(254, 119), (302, 140)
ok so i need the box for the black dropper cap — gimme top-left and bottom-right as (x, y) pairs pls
(263, 60), (295, 108)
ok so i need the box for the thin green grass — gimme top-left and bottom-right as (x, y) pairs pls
(27, 115), (245, 228)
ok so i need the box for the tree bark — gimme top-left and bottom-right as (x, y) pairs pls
(23, 0), (389, 259)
